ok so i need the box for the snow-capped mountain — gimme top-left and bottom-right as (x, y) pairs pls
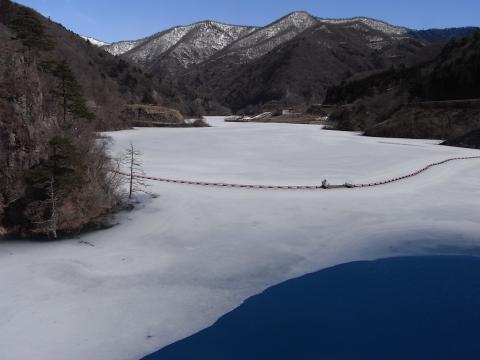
(220, 12), (412, 62)
(186, 17), (434, 114)
(80, 11), (478, 115)
(223, 11), (319, 61)
(103, 21), (257, 73)
(92, 11), (472, 77)
(81, 36), (110, 47)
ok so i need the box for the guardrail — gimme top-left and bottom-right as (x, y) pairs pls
(114, 156), (480, 191)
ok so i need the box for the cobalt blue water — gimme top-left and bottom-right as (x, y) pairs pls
(142, 256), (480, 360)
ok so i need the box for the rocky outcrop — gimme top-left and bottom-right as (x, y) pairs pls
(122, 104), (185, 127)
(444, 129), (480, 149)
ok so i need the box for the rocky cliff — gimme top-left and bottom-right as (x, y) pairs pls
(123, 105), (184, 126)
(0, 0), (180, 237)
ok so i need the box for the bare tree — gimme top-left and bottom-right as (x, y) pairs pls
(32, 176), (59, 239)
(122, 142), (148, 200)
(45, 176), (59, 238)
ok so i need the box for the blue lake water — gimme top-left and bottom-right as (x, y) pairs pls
(142, 256), (480, 360)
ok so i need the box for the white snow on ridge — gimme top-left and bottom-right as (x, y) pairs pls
(126, 25), (195, 63)
(97, 13), (410, 65)
(228, 11), (319, 60)
(81, 36), (110, 47)
(1, 118), (480, 360)
(318, 17), (409, 36)
(218, 12), (410, 61)
(120, 21), (257, 67)
(104, 39), (147, 56)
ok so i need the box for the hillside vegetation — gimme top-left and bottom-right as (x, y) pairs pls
(0, 0), (184, 237)
(325, 32), (480, 143)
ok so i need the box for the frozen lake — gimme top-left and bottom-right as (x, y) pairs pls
(110, 117), (476, 185)
(1, 117), (480, 360)
(143, 256), (480, 360)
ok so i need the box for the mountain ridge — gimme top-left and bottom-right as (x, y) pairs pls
(181, 19), (438, 114)
(91, 12), (477, 60)
(97, 11), (417, 66)
(79, 11), (480, 115)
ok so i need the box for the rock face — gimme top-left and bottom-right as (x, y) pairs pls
(122, 105), (185, 127)
(444, 129), (480, 149)
(0, 19), (53, 204)
(0, 29), (117, 235)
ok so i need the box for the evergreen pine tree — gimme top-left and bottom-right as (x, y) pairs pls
(42, 60), (95, 125)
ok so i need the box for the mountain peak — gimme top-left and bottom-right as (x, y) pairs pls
(280, 11), (317, 24)
(286, 10), (314, 17)
(225, 10), (319, 60)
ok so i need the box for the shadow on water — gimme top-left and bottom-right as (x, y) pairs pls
(143, 256), (480, 360)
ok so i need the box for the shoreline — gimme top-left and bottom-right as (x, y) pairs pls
(143, 255), (480, 360)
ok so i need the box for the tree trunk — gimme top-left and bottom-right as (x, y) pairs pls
(48, 176), (58, 239)
(129, 144), (134, 199)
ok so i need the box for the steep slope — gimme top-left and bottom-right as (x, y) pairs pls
(0, 0), (185, 236)
(0, 1), (178, 130)
(81, 35), (110, 47)
(192, 13), (411, 67)
(325, 32), (480, 141)
(182, 19), (437, 113)
(104, 38), (147, 56)
(217, 11), (319, 63)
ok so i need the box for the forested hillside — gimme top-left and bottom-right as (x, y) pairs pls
(325, 31), (480, 142)
(0, 0), (182, 237)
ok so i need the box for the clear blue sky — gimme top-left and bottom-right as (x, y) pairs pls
(15, 0), (480, 43)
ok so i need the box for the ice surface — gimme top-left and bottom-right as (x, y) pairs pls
(1, 118), (480, 360)
(107, 118), (477, 186)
